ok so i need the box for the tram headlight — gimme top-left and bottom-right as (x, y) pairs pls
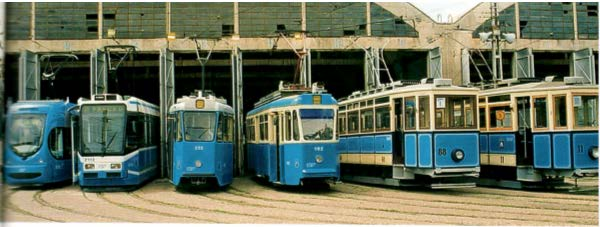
(452, 149), (465, 162)
(84, 163), (95, 170)
(315, 155), (324, 164)
(589, 147), (599, 159)
(195, 160), (203, 168)
(110, 163), (121, 169)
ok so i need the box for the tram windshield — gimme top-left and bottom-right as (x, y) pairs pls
(80, 105), (126, 156)
(183, 112), (216, 142)
(299, 109), (335, 141)
(8, 114), (46, 157)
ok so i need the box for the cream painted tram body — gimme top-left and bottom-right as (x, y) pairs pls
(478, 78), (598, 188)
(338, 79), (480, 188)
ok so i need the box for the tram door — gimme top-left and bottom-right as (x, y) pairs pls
(393, 98), (404, 165)
(70, 112), (80, 183)
(166, 114), (176, 181)
(273, 113), (281, 182)
(516, 97), (533, 165)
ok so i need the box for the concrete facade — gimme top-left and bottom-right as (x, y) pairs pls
(3, 2), (598, 86)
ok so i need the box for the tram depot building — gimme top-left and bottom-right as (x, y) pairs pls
(0, 2), (598, 175)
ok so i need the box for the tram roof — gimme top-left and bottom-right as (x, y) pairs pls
(247, 92), (337, 117)
(78, 94), (159, 116)
(338, 79), (478, 104)
(8, 100), (74, 113)
(480, 80), (598, 97)
(169, 92), (233, 114)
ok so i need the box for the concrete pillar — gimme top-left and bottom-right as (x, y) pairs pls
(0, 2), (5, 140)
(98, 2), (103, 39)
(165, 2), (171, 37)
(234, 2), (239, 36)
(30, 2), (35, 40)
(514, 3), (520, 39)
(366, 3), (372, 36)
(301, 2), (306, 31)
(572, 2), (578, 40)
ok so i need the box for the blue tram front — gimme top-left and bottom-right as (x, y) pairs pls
(338, 79), (480, 188)
(478, 78), (598, 188)
(73, 94), (159, 189)
(3, 100), (75, 185)
(246, 83), (339, 186)
(167, 91), (234, 187)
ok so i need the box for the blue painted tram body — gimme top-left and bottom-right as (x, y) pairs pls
(338, 79), (480, 188)
(478, 78), (598, 188)
(167, 91), (234, 187)
(73, 94), (159, 189)
(246, 83), (339, 186)
(3, 100), (76, 185)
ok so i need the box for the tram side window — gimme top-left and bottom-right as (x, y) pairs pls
(338, 113), (347, 135)
(394, 99), (403, 131)
(479, 107), (486, 129)
(259, 115), (268, 141)
(218, 114), (225, 142)
(347, 111), (359, 133)
(553, 96), (567, 128)
(126, 115), (146, 152)
(48, 128), (72, 160)
(405, 97), (416, 130)
(245, 119), (255, 142)
(361, 108), (374, 132)
(419, 96), (430, 129)
(284, 112), (291, 141)
(489, 106), (511, 129)
(176, 114), (183, 142)
(292, 111), (299, 141)
(375, 107), (390, 131)
(533, 97), (548, 129)
(574, 95), (599, 128)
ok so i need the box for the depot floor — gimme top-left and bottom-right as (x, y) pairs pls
(1, 175), (598, 225)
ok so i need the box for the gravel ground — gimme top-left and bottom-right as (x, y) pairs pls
(1, 176), (597, 225)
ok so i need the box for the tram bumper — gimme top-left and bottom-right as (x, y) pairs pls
(432, 167), (481, 178)
(3, 164), (49, 185)
(573, 168), (598, 177)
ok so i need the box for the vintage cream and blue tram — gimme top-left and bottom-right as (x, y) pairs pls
(246, 82), (339, 186)
(3, 100), (76, 186)
(338, 79), (480, 188)
(478, 77), (598, 188)
(167, 91), (234, 187)
(73, 94), (159, 190)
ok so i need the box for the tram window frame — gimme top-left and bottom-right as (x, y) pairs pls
(246, 118), (255, 142)
(217, 113), (233, 143)
(292, 110), (300, 141)
(404, 97), (416, 130)
(418, 96), (430, 130)
(573, 94), (599, 129)
(284, 111), (291, 141)
(532, 96), (548, 130)
(259, 114), (268, 142)
(176, 113), (183, 142)
(488, 105), (512, 131)
(338, 112), (347, 135)
(434, 95), (477, 129)
(394, 98), (403, 131)
(48, 127), (72, 160)
(375, 106), (391, 132)
(126, 114), (148, 153)
(347, 110), (359, 134)
(360, 108), (374, 132)
(553, 95), (568, 129)
(479, 107), (487, 130)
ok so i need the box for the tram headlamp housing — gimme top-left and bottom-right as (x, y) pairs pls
(110, 163), (121, 169)
(589, 147), (598, 159)
(196, 100), (205, 109)
(315, 155), (324, 164)
(195, 160), (202, 168)
(84, 163), (95, 170)
(452, 149), (465, 162)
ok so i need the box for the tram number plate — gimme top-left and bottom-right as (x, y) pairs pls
(194, 146), (204, 151)
(314, 146), (324, 152)
(96, 163), (107, 169)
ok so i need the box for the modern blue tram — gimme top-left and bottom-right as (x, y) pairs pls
(337, 79), (480, 188)
(478, 77), (598, 188)
(3, 100), (76, 186)
(246, 82), (339, 186)
(167, 91), (234, 187)
(72, 94), (159, 190)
